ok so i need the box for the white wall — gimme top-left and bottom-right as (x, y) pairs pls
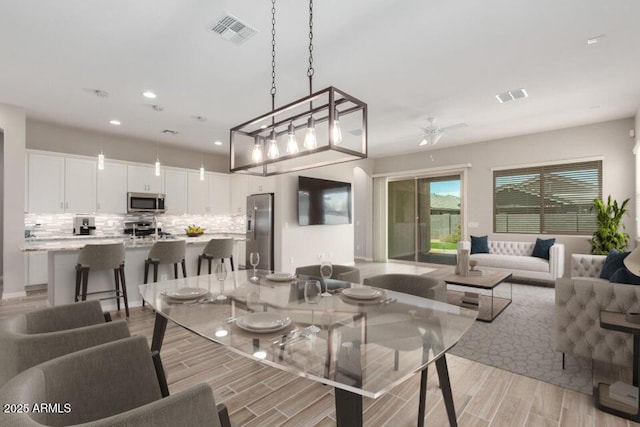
(27, 119), (228, 173)
(373, 118), (636, 275)
(0, 104), (26, 298)
(354, 166), (373, 260)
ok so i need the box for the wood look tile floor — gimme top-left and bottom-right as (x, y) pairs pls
(2, 262), (639, 427)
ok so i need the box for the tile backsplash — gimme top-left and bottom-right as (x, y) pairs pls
(25, 213), (246, 238)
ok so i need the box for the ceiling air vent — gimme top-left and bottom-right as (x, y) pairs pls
(210, 14), (258, 45)
(161, 129), (179, 135)
(496, 88), (528, 104)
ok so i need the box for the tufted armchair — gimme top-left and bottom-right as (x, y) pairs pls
(555, 253), (640, 367)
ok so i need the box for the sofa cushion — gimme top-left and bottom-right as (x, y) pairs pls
(600, 250), (630, 280)
(470, 235), (489, 254)
(610, 267), (640, 285)
(470, 253), (550, 273)
(532, 238), (556, 260)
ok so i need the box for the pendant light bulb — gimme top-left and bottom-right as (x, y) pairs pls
(155, 158), (161, 176)
(304, 117), (317, 150)
(332, 111), (343, 145)
(252, 141), (263, 163)
(286, 122), (299, 154)
(199, 163), (205, 181)
(97, 152), (105, 170)
(267, 130), (280, 160)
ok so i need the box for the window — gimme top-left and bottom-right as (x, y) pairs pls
(493, 160), (602, 235)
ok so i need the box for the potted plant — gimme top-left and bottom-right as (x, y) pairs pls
(589, 195), (630, 255)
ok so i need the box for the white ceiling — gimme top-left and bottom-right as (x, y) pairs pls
(1, 0), (639, 159)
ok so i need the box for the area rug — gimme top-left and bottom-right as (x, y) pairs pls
(447, 282), (593, 395)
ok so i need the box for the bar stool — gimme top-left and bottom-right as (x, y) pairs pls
(143, 240), (187, 307)
(74, 242), (129, 317)
(197, 238), (234, 275)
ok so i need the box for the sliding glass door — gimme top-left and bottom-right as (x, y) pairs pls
(389, 175), (461, 265)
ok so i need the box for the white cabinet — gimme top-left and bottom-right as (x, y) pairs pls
(127, 165), (164, 193)
(208, 174), (230, 215)
(64, 158), (96, 213)
(230, 175), (249, 216)
(249, 175), (276, 194)
(187, 172), (209, 214)
(234, 240), (246, 269)
(164, 169), (188, 215)
(97, 162), (127, 213)
(27, 153), (64, 213)
(27, 252), (48, 286)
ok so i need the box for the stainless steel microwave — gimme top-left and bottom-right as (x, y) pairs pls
(127, 192), (166, 213)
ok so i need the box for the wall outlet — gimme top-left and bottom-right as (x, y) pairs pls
(290, 257), (294, 264)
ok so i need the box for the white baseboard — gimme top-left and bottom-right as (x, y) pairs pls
(355, 257), (373, 262)
(2, 290), (27, 299)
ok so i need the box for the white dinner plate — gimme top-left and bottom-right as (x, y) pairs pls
(162, 287), (208, 300)
(342, 287), (383, 300)
(265, 273), (297, 282)
(236, 313), (291, 333)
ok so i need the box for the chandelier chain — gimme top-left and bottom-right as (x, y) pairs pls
(307, 0), (314, 93)
(270, 0), (277, 107)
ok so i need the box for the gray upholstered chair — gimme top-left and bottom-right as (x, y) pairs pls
(362, 273), (446, 302)
(143, 240), (187, 307)
(0, 335), (231, 427)
(295, 264), (361, 283)
(75, 242), (129, 317)
(198, 238), (234, 275)
(0, 300), (130, 386)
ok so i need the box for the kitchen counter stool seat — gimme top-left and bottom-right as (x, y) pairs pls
(198, 238), (234, 275)
(143, 240), (187, 306)
(74, 242), (128, 317)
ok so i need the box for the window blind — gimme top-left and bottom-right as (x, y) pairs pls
(493, 160), (602, 235)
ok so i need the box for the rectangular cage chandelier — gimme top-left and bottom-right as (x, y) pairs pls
(230, 86), (367, 176)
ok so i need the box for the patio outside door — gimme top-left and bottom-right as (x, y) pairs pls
(388, 175), (461, 265)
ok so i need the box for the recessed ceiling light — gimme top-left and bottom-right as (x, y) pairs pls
(109, 120), (121, 126)
(142, 91), (157, 99)
(214, 141), (223, 146)
(587, 34), (606, 45)
(495, 88), (528, 104)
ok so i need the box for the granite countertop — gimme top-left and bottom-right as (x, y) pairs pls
(21, 233), (246, 252)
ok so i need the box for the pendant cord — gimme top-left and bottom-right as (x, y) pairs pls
(307, 0), (314, 109)
(270, 0), (277, 125)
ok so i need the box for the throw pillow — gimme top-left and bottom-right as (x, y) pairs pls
(532, 237), (556, 260)
(470, 235), (489, 254)
(600, 250), (630, 280)
(610, 267), (640, 285)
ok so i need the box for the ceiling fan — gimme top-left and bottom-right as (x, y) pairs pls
(418, 117), (467, 146)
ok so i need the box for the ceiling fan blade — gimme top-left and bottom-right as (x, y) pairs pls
(439, 122), (468, 132)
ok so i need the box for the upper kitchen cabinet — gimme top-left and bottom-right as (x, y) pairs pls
(164, 168), (188, 215)
(249, 175), (276, 194)
(187, 171), (209, 214)
(64, 157), (96, 212)
(230, 174), (249, 216)
(97, 161), (127, 214)
(208, 173), (230, 215)
(127, 164), (164, 194)
(27, 152), (65, 213)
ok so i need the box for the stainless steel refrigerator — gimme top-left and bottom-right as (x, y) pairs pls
(245, 193), (274, 271)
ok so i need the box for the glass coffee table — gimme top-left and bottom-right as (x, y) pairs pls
(140, 270), (477, 427)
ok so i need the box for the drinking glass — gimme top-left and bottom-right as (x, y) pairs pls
(304, 280), (321, 304)
(249, 252), (260, 282)
(215, 262), (227, 301)
(319, 260), (333, 297)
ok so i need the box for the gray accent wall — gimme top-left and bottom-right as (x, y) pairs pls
(373, 117), (637, 275)
(26, 119), (228, 173)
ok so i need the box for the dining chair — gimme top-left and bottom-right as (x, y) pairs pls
(0, 300), (130, 386)
(143, 239), (187, 307)
(198, 238), (234, 275)
(362, 273), (446, 302)
(75, 242), (129, 317)
(0, 335), (231, 427)
(295, 264), (360, 283)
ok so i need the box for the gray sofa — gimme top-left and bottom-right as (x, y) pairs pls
(555, 253), (640, 367)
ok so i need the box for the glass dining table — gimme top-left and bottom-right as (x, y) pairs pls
(139, 270), (477, 427)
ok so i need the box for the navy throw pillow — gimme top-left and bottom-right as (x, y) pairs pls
(600, 250), (630, 280)
(470, 235), (489, 254)
(532, 238), (556, 260)
(610, 267), (640, 285)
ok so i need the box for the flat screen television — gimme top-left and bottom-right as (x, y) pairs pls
(298, 176), (352, 226)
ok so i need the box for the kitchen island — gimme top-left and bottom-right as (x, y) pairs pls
(21, 234), (245, 308)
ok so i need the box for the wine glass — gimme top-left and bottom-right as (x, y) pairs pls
(320, 260), (333, 297)
(304, 280), (322, 334)
(215, 262), (227, 301)
(249, 252), (260, 282)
